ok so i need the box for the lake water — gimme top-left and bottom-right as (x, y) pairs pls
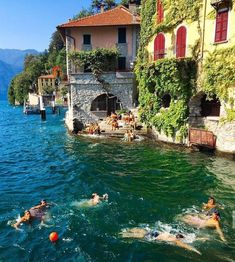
(0, 101), (235, 262)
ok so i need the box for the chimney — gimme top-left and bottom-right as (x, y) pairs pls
(129, 1), (137, 15)
(100, 2), (105, 13)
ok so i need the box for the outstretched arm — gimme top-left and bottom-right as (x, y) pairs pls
(13, 219), (22, 230)
(216, 224), (225, 242)
(174, 240), (201, 255)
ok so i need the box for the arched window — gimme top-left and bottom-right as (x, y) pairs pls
(157, 0), (164, 23)
(176, 26), (186, 58)
(154, 33), (165, 60)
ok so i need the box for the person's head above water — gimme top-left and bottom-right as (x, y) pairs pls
(91, 193), (98, 199)
(41, 199), (47, 205)
(23, 210), (32, 220)
(208, 196), (216, 205)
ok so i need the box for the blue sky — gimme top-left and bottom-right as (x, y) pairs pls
(0, 0), (93, 51)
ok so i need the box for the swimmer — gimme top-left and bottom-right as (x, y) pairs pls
(203, 196), (216, 211)
(13, 210), (33, 229)
(182, 210), (225, 242)
(29, 199), (50, 222)
(30, 199), (49, 210)
(202, 196), (224, 216)
(119, 228), (201, 254)
(89, 193), (108, 206)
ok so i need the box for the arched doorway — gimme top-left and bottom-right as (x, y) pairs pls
(90, 93), (121, 118)
(162, 94), (171, 108)
(201, 95), (221, 117)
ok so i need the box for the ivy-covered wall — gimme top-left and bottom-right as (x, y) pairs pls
(136, 0), (200, 139)
(136, 58), (197, 138)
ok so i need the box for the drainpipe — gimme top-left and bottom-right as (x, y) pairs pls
(201, 0), (207, 60)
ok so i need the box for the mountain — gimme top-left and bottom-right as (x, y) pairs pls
(0, 49), (39, 100)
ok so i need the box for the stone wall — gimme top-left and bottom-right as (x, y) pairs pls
(67, 72), (136, 128)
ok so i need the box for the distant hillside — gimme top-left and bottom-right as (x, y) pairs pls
(0, 49), (39, 100)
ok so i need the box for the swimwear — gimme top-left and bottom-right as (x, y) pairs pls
(29, 207), (46, 219)
(145, 231), (159, 240)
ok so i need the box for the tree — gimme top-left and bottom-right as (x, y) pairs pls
(73, 7), (94, 20)
(48, 30), (64, 53)
(91, 0), (117, 12)
(120, 0), (129, 7)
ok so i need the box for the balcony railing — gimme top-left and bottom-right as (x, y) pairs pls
(189, 128), (216, 149)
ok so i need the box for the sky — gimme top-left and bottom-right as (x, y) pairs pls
(0, 0), (93, 52)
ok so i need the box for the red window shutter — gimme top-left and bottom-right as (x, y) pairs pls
(215, 10), (228, 43)
(157, 0), (164, 23)
(154, 33), (165, 60)
(176, 26), (186, 58)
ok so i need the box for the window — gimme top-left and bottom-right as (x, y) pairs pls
(214, 10), (228, 43)
(154, 33), (165, 60)
(118, 57), (126, 70)
(157, 0), (164, 23)
(176, 26), (186, 58)
(118, 28), (126, 43)
(83, 34), (91, 45)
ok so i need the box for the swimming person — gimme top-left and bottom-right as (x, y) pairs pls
(182, 210), (225, 241)
(119, 228), (201, 254)
(13, 210), (33, 229)
(202, 196), (217, 212)
(29, 199), (50, 221)
(89, 193), (108, 206)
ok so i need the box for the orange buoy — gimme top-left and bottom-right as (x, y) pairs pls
(49, 232), (59, 242)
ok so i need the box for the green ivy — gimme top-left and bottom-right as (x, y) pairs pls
(68, 48), (119, 75)
(203, 46), (235, 100)
(136, 58), (197, 138)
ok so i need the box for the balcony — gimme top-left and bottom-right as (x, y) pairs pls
(210, 0), (231, 9)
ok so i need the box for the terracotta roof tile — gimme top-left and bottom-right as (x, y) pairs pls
(58, 5), (140, 28)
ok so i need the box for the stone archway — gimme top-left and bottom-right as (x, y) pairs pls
(201, 94), (220, 117)
(90, 93), (121, 119)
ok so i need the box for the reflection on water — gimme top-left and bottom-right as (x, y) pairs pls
(0, 101), (235, 262)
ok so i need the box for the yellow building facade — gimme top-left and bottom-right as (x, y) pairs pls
(141, 0), (235, 153)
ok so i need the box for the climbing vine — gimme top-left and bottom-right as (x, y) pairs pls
(154, 0), (202, 34)
(136, 58), (197, 138)
(69, 48), (119, 92)
(135, 0), (201, 139)
(202, 46), (235, 100)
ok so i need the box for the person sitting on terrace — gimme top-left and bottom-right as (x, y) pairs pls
(112, 119), (119, 131)
(93, 123), (101, 135)
(111, 112), (118, 120)
(129, 130), (136, 141)
(119, 227), (201, 254)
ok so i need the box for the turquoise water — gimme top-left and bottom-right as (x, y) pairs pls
(0, 101), (235, 262)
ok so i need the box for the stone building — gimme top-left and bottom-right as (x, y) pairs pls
(57, 3), (140, 132)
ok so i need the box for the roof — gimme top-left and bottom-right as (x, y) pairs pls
(57, 5), (140, 29)
(38, 75), (55, 79)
